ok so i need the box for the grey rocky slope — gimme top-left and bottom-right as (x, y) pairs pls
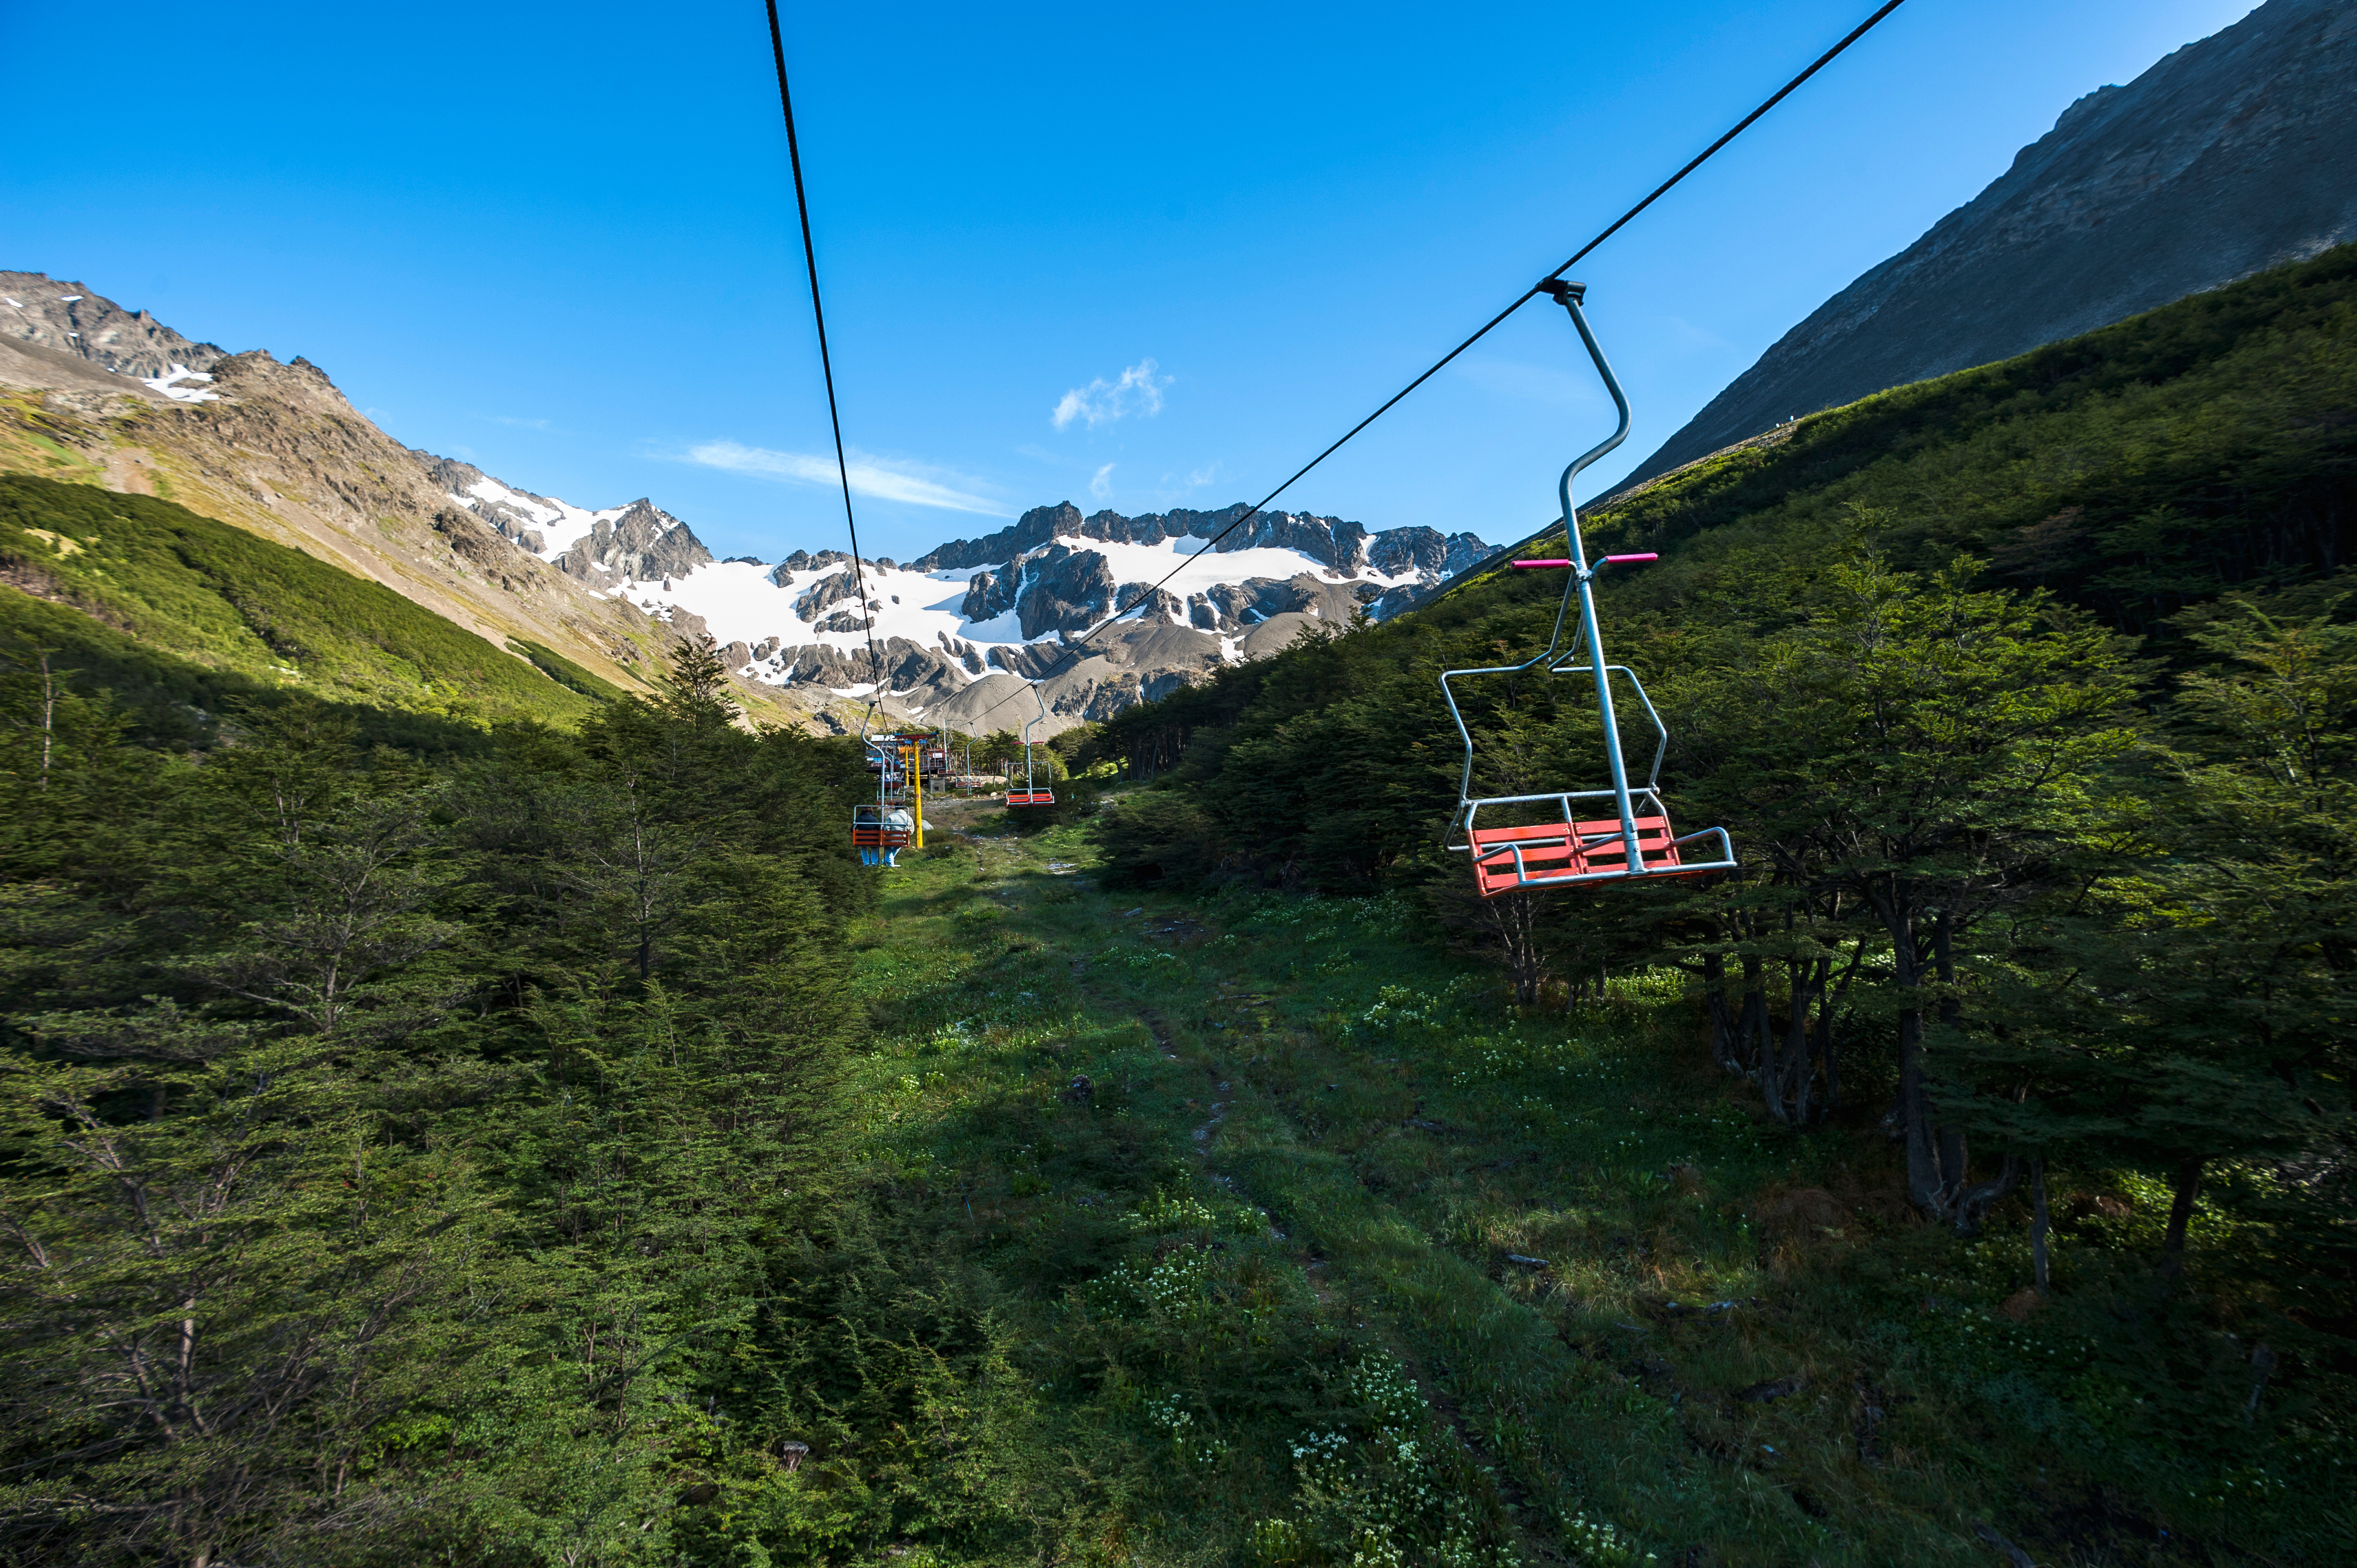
(1619, 0), (2357, 489)
(0, 276), (794, 720)
(2, 272), (227, 379)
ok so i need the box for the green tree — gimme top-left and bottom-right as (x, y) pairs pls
(0, 1003), (506, 1565)
(1725, 554), (2138, 1224)
(1972, 596), (2355, 1276)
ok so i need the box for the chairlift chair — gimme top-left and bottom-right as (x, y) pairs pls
(851, 701), (915, 854)
(1006, 683), (1056, 807)
(850, 803), (912, 852)
(1439, 280), (1736, 898)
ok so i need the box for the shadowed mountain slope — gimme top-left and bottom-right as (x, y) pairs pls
(1621, 0), (2357, 491)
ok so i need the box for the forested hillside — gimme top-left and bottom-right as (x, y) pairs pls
(0, 638), (883, 1562)
(0, 247), (2348, 1566)
(0, 474), (617, 741)
(1075, 244), (2356, 1550)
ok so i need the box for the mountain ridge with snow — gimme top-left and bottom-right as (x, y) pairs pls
(434, 476), (1490, 731)
(2, 271), (1489, 735)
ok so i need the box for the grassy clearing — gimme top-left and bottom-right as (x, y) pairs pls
(833, 794), (2348, 1566)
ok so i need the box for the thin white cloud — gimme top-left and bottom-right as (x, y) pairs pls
(1148, 461), (1223, 506)
(1662, 314), (1735, 352)
(487, 414), (557, 431)
(682, 441), (1010, 516)
(1089, 463), (1115, 501)
(1452, 357), (1601, 405)
(1052, 358), (1170, 431)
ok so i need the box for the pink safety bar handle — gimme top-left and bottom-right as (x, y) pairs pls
(1510, 553), (1658, 569)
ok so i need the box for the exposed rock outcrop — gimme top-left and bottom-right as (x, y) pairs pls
(960, 562), (1021, 623)
(1367, 525), (1491, 580)
(1017, 544), (1119, 639)
(552, 499), (711, 584)
(1, 272), (228, 379)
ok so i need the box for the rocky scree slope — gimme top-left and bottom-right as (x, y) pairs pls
(1620, 0), (2357, 489)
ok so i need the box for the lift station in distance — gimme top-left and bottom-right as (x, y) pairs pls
(852, 694), (1061, 862)
(1441, 281), (1737, 897)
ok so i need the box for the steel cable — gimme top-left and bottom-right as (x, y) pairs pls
(764, 0), (883, 689)
(770, 0), (1909, 732)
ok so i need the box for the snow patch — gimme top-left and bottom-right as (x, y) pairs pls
(465, 476), (563, 527)
(142, 364), (221, 403)
(590, 531), (1435, 690)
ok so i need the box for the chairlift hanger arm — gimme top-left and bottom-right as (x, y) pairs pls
(1013, 681), (1056, 806)
(1438, 283), (1735, 891)
(1438, 280), (1635, 845)
(1535, 280), (1631, 578)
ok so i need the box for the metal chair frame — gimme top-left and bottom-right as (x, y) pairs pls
(853, 701), (917, 849)
(1438, 281), (1736, 894)
(1008, 683), (1055, 807)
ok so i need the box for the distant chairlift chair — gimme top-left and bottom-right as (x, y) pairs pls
(1439, 280), (1736, 898)
(1006, 683), (1056, 807)
(852, 702), (915, 864)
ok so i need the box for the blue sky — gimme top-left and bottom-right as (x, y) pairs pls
(4, 0), (2260, 563)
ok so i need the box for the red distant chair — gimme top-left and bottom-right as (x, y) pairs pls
(851, 806), (913, 850)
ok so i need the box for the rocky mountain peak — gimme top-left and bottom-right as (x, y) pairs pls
(1618, 0), (2357, 490)
(1, 271), (229, 381)
(910, 499), (1479, 581)
(551, 497), (713, 586)
(205, 349), (353, 411)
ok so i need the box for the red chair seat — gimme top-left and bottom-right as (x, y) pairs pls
(1007, 790), (1055, 807)
(1468, 814), (1711, 897)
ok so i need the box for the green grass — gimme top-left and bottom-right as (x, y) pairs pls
(818, 795), (2350, 1566)
(0, 472), (596, 729)
(18, 431), (95, 473)
(0, 572), (497, 754)
(506, 635), (636, 702)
